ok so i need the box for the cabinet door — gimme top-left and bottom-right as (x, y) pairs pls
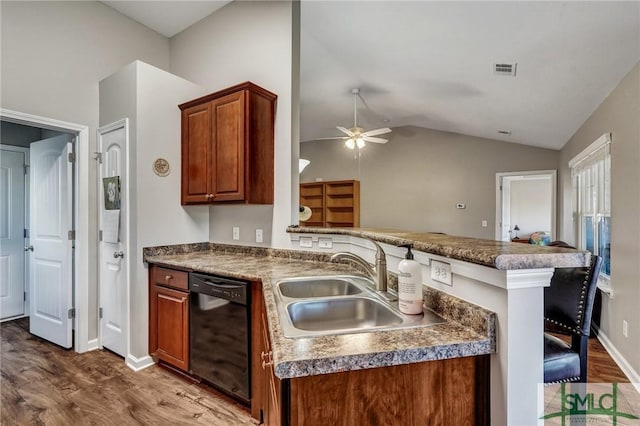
(181, 103), (211, 204)
(211, 91), (245, 201)
(154, 285), (189, 371)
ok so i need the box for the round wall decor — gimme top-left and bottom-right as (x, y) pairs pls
(153, 158), (171, 177)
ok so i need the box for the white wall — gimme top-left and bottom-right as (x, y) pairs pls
(509, 178), (552, 239)
(169, 0), (297, 248)
(100, 61), (210, 364)
(1, 1), (170, 342)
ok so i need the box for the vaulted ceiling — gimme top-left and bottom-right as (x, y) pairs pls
(102, 1), (640, 150)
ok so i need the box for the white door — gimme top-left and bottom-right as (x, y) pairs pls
(98, 120), (128, 357)
(0, 149), (26, 319)
(29, 135), (73, 348)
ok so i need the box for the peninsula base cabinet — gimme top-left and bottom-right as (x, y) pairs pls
(261, 351), (489, 426)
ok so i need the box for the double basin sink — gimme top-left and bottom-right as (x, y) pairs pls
(274, 275), (446, 338)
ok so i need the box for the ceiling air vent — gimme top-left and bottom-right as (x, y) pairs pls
(493, 63), (517, 76)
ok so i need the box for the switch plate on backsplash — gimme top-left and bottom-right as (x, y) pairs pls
(431, 260), (452, 285)
(318, 238), (333, 249)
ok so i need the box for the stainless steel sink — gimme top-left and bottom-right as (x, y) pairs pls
(277, 277), (363, 298)
(273, 275), (447, 338)
(287, 297), (402, 331)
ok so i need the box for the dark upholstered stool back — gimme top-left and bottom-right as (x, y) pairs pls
(543, 255), (603, 383)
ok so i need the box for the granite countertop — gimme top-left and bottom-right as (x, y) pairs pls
(143, 243), (496, 379)
(288, 226), (590, 270)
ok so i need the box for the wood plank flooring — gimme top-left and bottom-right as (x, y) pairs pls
(551, 332), (630, 383)
(1, 318), (258, 425)
(1, 318), (634, 425)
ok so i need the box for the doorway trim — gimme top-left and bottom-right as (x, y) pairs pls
(0, 108), (91, 353)
(495, 170), (557, 242)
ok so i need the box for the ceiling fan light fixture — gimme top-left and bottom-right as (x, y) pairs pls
(345, 139), (355, 149)
(356, 138), (365, 149)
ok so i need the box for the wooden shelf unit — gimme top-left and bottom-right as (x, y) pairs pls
(300, 180), (360, 228)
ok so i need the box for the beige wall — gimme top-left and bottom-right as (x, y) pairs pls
(1, 1), (170, 342)
(169, 1), (297, 248)
(559, 63), (640, 377)
(301, 126), (559, 239)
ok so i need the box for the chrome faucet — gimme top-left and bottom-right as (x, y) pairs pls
(330, 241), (394, 300)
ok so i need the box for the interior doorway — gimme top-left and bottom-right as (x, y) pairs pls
(495, 170), (557, 242)
(0, 109), (90, 352)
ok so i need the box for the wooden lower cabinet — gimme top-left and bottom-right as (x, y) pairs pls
(262, 354), (488, 426)
(149, 265), (190, 372)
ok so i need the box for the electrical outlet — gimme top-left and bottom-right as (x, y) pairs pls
(318, 238), (333, 249)
(623, 320), (628, 338)
(431, 260), (452, 285)
(255, 229), (263, 243)
(481, 220), (488, 227)
(299, 237), (313, 248)
(232, 227), (240, 241)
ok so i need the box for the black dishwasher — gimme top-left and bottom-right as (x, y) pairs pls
(189, 272), (251, 403)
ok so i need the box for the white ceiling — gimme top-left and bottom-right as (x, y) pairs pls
(101, 1), (640, 150)
(101, 1), (230, 37)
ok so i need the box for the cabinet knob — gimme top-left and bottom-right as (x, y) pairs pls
(205, 193), (215, 200)
(165, 275), (173, 281)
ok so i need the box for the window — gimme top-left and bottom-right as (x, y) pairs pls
(570, 133), (611, 285)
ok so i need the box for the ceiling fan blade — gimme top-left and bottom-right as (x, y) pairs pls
(337, 126), (354, 137)
(362, 136), (388, 144)
(314, 136), (350, 141)
(362, 127), (392, 137)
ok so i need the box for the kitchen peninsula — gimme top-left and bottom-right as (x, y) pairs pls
(287, 227), (589, 425)
(144, 228), (587, 425)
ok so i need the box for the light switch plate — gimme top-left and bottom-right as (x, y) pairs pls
(318, 238), (333, 249)
(431, 260), (452, 285)
(300, 237), (313, 248)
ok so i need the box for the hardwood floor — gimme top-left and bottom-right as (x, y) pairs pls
(551, 332), (630, 383)
(1, 319), (633, 425)
(1, 318), (258, 425)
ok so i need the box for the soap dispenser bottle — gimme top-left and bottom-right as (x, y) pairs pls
(398, 244), (424, 315)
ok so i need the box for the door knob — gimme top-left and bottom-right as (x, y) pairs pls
(24, 245), (34, 252)
(113, 251), (124, 259)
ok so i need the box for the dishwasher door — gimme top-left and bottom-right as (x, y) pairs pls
(189, 273), (251, 403)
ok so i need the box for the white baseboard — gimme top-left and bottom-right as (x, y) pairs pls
(126, 354), (155, 372)
(86, 338), (100, 351)
(593, 325), (640, 393)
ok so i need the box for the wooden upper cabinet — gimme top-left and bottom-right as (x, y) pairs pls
(180, 82), (277, 205)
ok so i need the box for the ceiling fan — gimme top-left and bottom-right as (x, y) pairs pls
(316, 88), (391, 149)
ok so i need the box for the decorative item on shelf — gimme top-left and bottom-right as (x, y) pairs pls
(513, 224), (520, 239)
(299, 158), (310, 173)
(299, 205), (312, 222)
(153, 158), (170, 177)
